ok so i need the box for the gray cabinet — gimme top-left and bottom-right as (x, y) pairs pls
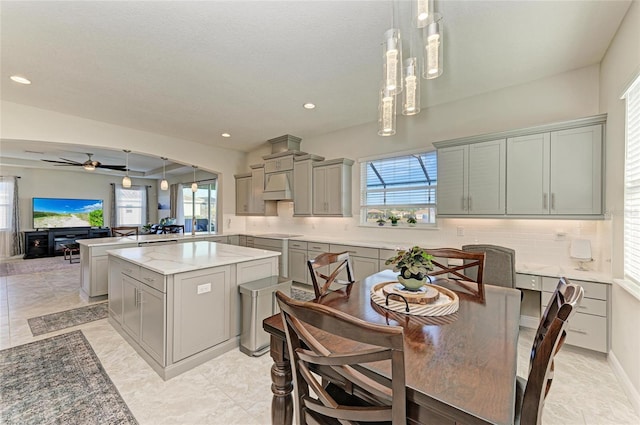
(312, 158), (354, 216)
(108, 257), (125, 323)
(293, 155), (324, 216)
(288, 240), (308, 284)
(330, 244), (379, 281)
(235, 173), (252, 215)
(507, 124), (603, 216)
(437, 139), (506, 216)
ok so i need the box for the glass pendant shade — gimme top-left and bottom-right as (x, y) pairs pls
(191, 166), (198, 192)
(83, 164), (95, 171)
(382, 29), (402, 94)
(160, 157), (168, 190)
(160, 179), (168, 190)
(423, 13), (443, 79)
(378, 87), (396, 136)
(402, 57), (421, 116)
(122, 175), (132, 188)
(414, 0), (433, 28)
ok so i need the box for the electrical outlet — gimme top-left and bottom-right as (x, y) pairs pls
(555, 232), (567, 241)
(457, 226), (464, 236)
(197, 283), (211, 294)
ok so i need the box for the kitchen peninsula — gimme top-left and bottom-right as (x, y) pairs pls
(107, 241), (280, 380)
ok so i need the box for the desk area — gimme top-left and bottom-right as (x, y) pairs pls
(263, 269), (522, 425)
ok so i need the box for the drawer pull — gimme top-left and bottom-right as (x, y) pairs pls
(570, 327), (588, 334)
(578, 305), (587, 310)
(311, 246), (323, 250)
(144, 277), (155, 282)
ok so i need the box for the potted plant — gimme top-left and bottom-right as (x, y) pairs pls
(406, 215), (417, 227)
(376, 217), (386, 226)
(385, 246), (434, 290)
(388, 214), (400, 226)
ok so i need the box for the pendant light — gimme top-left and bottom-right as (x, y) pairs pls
(382, 28), (403, 95)
(423, 13), (443, 79)
(414, 0), (433, 28)
(122, 150), (131, 188)
(402, 57), (420, 115)
(191, 166), (198, 192)
(378, 86), (396, 136)
(160, 157), (168, 190)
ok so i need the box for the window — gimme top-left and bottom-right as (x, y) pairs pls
(0, 179), (11, 230)
(115, 186), (147, 227)
(182, 180), (217, 233)
(624, 74), (640, 284)
(360, 151), (437, 225)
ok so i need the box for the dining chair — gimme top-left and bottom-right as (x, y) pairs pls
(461, 244), (516, 289)
(515, 277), (584, 425)
(275, 290), (406, 425)
(111, 226), (138, 237)
(423, 248), (486, 299)
(307, 251), (355, 299)
(161, 224), (185, 234)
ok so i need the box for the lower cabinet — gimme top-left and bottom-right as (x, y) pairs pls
(288, 247), (308, 284)
(330, 244), (379, 282)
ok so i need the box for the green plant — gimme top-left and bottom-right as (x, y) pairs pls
(406, 215), (417, 224)
(384, 246), (434, 280)
(376, 217), (386, 226)
(388, 214), (400, 225)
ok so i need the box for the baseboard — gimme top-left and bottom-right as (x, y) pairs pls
(609, 350), (640, 418)
(519, 315), (539, 329)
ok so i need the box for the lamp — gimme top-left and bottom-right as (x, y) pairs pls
(83, 163), (95, 171)
(382, 28), (402, 94)
(160, 157), (168, 191)
(191, 166), (198, 192)
(122, 150), (131, 188)
(423, 13), (443, 79)
(414, 0), (433, 28)
(402, 57), (420, 115)
(570, 239), (593, 271)
(378, 86), (396, 136)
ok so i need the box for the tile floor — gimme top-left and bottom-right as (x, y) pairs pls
(1, 257), (638, 425)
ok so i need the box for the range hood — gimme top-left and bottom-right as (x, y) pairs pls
(263, 172), (293, 201)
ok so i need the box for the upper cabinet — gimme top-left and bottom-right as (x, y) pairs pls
(437, 139), (506, 216)
(312, 158), (354, 216)
(435, 114), (606, 219)
(293, 154), (324, 216)
(234, 173), (251, 215)
(234, 168), (277, 216)
(507, 124), (603, 216)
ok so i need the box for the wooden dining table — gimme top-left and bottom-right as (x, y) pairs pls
(262, 269), (522, 425)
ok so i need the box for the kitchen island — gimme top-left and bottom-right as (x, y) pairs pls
(107, 241), (280, 380)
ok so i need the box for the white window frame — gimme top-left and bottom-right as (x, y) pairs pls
(115, 185), (147, 227)
(360, 150), (437, 227)
(623, 73), (640, 286)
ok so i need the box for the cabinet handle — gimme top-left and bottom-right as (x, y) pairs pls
(578, 305), (587, 310)
(551, 193), (556, 210)
(543, 193), (548, 209)
(144, 277), (154, 282)
(570, 327), (587, 335)
(468, 197), (472, 211)
(461, 197), (466, 210)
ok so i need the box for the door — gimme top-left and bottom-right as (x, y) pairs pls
(507, 133), (550, 214)
(437, 145), (468, 215)
(122, 275), (141, 340)
(139, 284), (166, 365)
(467, 139), (506, 215)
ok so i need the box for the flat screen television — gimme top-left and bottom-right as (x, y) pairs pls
(33, 197), (104, 229)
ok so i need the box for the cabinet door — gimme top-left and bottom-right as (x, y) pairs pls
(140, 284), (166, 365)
(351, 256), (379, 281)
(108, 258), (124, 323)
(235, 176), (251, 214)
(172, 267), (231, 362)
(312, 166), (328, 214)
(122, 275), (141, 340)
(288, 249), (308, 284)
(467, 139), (506, 214)
(92, 256), (109, 296)
(550, 125), (602, 215)
(293, 161), (312, 216)
(437, 145), (468, 215)
(250, 168), (265, 214)
(507, 133), (550, 214)
(325, 165), (343, 215)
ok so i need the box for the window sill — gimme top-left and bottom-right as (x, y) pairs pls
(358, 224), (440, 231)
(613, 278), (640, 302)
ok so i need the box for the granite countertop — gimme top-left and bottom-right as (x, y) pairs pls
(76, 233), (211, 247)
(106, 241), (281, 275)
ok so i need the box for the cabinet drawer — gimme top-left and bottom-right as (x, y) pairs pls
(379, 249), (400, 262)
(307, 242), (330, 252)
(264, 156), (294, 173)
(206, 236), (228, 244)
(245, 236), (254, 247)
(140, 268), (166, 293)
(330, 244), (378, 259)
(542, 292), (606, 317)
(542, 277), (607, 300)
(253, 238), (283, 249)
(516, 274), (541, 291)
(565, 312), (607, 353)
(289, 240), (308, 250)
(121, 262), (140, 280)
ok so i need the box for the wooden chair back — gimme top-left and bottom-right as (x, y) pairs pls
(423, 248), (486, 298)
(111, 226), (138, 237)
(517, 277), (584, 425)
(462, 244), (516, 288)
(275, 291), (406, 425)
(161, 224), (185, 234)
(307, 251), (355, 298)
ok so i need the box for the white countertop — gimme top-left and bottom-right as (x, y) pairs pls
(76, 233), (212, 247)
(515, 263), (612, 284)
(107, 241), (281, 275)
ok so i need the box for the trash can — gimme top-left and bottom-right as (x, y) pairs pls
(238, 276), (292, 356)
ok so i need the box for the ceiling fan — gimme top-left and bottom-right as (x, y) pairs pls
(42, 153), (127, 171)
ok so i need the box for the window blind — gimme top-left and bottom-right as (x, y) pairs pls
(624, 75), (640, 284)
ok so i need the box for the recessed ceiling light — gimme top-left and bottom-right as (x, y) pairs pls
(10, 75), (31, 85)
(221, 133), (231, 138)
(303, 103), (316, 110)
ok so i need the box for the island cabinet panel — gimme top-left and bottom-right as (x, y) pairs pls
(108, 257), (125, 323)
(171, 267), (231, 362)
(139, 284), (166, 365)
(122, 275), (142, 340)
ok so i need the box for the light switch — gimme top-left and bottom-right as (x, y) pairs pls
(197, 283), (212, 294)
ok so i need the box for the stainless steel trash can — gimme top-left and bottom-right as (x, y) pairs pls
(238, 276), (292, 356)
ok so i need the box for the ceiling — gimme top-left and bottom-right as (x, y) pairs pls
(0, 0), (632, 162)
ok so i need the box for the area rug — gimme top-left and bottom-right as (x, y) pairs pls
(291, 287), (316, 302)
(0, 256), (79, 277)
(0, 330), (137, 425)
(27, 302), (108, 336)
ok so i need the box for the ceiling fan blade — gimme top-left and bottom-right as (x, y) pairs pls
(98, 164), (128, 171)
(58, 157), (84, 165)
(41, 159), (81, 165)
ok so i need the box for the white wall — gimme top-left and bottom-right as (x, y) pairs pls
(599, 0), (640, 412)
(0, 101), (248, 234)
(245, 64), (606, 271)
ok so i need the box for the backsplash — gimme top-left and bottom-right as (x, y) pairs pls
(237, 202), (612, 274)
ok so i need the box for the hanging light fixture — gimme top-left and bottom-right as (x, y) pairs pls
(382, 28), (403, 94)
(378, 86), (396, 136)
(122, 150), (132, 188)
(414, 0), (433, 28)
(423, 12), (443, 79)
(191, 166), (198, 192)
(160, 157), (168, 190)
(402, 57), (421, 115)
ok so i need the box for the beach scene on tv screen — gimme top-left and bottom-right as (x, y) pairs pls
(33, 198), (104, 228)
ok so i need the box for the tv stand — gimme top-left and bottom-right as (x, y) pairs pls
(24, 227), (111, 259)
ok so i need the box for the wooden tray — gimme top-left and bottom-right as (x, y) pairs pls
(370, 281), (459, 317)
(382, 283), (440, 305)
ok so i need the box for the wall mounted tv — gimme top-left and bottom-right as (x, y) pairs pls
(33, 198), (104, 229)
